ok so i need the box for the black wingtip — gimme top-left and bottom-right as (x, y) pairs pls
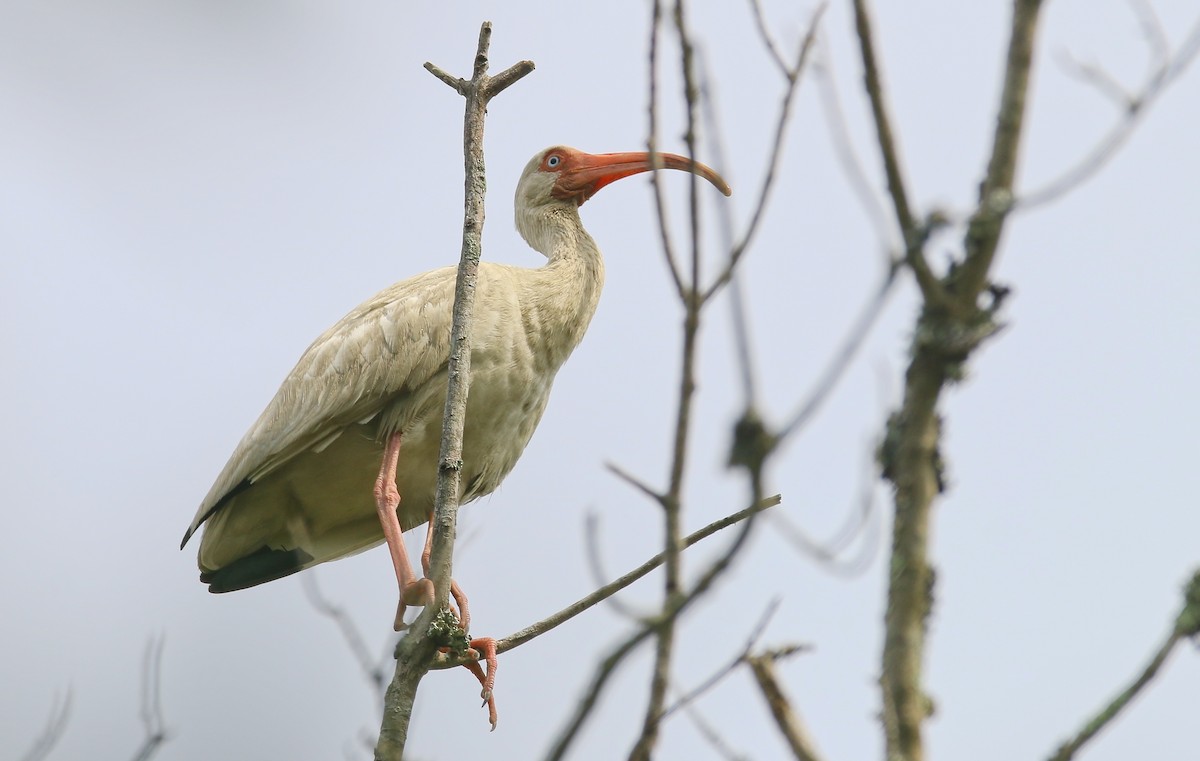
(201, 546), (315, 593)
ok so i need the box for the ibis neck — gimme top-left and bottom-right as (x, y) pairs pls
(518, 204), (606, 369)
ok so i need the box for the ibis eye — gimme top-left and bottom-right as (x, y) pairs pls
(547, 155), (561, 168)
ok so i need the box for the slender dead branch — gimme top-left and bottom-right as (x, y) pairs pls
(1047, 569), (1200, 761)
(375, 23), (534, 759)
(584, 511), (646, 620)
(850, 0), (942, 305)
(605, 460), (668, 506)
(813, 45), (897, 257)
(747, 652), (825, 761)
(304, 572), (388, 697)
(1016, 12), (1200, 211)
(777, 265), (899, 442)
(20, 689), (71, 761)
(952, 0), (1043, 302)
(747, 0), (790, 77)
(131, 634), (169, 761)
(422, 494), (782, 668)
(703, 3), (825, 303)
(683, 702), (750, 761)
(661, 599), (785, 718)
(647, 0), (687, 300)
(627, 2), (709, 756)
(548, 486), (773, 761)
(769, 441), (882, 577)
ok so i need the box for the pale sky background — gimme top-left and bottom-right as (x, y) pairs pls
(2, 1), (1198, 760)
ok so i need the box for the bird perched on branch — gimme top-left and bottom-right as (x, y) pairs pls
(182, 144), (731, 726)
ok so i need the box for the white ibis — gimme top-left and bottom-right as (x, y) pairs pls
(181, 145), (731, 724)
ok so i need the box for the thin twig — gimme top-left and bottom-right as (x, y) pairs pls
(694, 49), (759, 408)
(661, 598), (785, 718)
(20, 689), (71, 761)
(628, 2), (704, 757)
(426, 494), (780, 663)
(132, 634), (168, 761)
(768, 441), (882, 577)
(584, 511), (646, 620)
(777, 265), (899, 442)
(682, 702), (750, 761)
(605, 461), (667, 506)
(546, 488), (774, 761)
(304, 572), (388, 697)
(703, 3), (826, 304)
(813, 44), (899, 256)
(850, 0), (941, 305)
(1016, 13), (1200, 211)
(746, 0), (790, 77)
(647, 0), (687, 300)
(1047, 569), (1200, 761)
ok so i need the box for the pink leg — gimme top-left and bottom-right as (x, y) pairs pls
(418, 512), (473, 631)
(464, 637), (498, 730)
(417, 511), (496, 727)
(373, 432), (434, 631)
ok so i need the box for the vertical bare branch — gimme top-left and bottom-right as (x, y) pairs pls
(873, 4), (1044, 761)
(850, 0), (942, 304)
(20, 689), (71, 761)
(131, 635), (169, 761)
(647, 0), (687, 300)
(628, 2), (701, 757)
(952, 0), (1043, 303)
(375, 23), (534, 760)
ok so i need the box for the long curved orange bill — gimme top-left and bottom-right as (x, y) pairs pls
(553, 150), (732, 205)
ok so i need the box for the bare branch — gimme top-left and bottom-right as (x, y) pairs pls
(629, 2), (705, 757)
(747, 652), (825, 761)
(605, 461), (667, 506)
(647, 0), (687, 300)
(682, 702), (751, 761)
(813, 45), (898, 259)
(877, 5), (1045, 761)
(777, 265), (899, 442)
(703, 3), (826, 303)
(769, 443), (882, 577)
(304, 572), (388, 697)
(1016, 13), (1200, 211)
(432, 494), (781, 660)
(546, 489), (775, 760)
(850, 0), (943, 305)
(662, 598), (785, 718)
(1047, 569), (1200, 761)
(746, 0), (790, 77)
(376, 22), (534, 759)
(20, 689), (71, 761)
(584, 511), (648, 620)
(1055, 49), (1136, 107)
(132, 634), (168, 761)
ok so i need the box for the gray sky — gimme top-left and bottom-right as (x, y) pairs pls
(2, 1), (1198, 759)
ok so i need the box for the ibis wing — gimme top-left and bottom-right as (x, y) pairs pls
(182, 265), (459, 545)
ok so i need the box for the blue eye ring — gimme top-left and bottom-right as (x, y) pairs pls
(547, 155), (561, 168)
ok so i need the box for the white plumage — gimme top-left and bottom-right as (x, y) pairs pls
(182, 145), (730, 603)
